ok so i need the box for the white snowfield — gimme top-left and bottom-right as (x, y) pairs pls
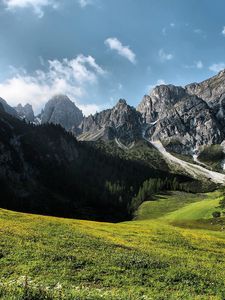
(151, 140), (225, 185)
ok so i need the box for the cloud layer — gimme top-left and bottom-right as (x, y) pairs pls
(105, 37), (136, 64)
(3, 0), (59, 17)
(0, 55), (106, 116)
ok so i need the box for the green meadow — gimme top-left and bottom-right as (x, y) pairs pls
(0, 191), (225, 299)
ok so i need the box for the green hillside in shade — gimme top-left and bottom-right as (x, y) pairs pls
(0, 191), (225, 299)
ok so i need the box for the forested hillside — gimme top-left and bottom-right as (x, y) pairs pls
(0, 106), (204, 221)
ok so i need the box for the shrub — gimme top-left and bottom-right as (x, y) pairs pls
(212, 211), (221, 218)
(219, 198), (225, 209)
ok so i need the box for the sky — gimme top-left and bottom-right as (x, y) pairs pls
(0, 0), (225, 116)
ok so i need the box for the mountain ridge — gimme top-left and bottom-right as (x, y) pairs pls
(1, 69), (225, 162)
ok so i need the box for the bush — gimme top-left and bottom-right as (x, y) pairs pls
(212, 211), (221, 218)
(219, 198), (225, 209)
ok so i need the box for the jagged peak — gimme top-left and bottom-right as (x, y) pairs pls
(16, 103), (33, 110)
(41, 94), (83, 131)
(24, 103), (33, 108)
(218, 68), (225, 76)
(186, 68), (225, 90)
(45, 94), (83, 115)
(149, 84), (185, 98)
(115, 99), (127, 106)
(48, 94), (71, 103)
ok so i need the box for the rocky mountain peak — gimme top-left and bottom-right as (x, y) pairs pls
(185, 69), (225, 120)
(41, 94), (83, 131)
(78, 99), (142, 145)
(115, 99), (127, 106)
(136, 73), (225, 154)
(150, 84), (185, 103)
(137, 85), (186, 123)
(15, 103), (35, 122)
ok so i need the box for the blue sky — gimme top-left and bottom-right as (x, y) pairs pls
(0, 0), (225, 115)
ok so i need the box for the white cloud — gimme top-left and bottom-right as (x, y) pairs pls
(118, 83), (123, 90)
(0, 54), (106, 116)
(78, 0), (92, 8)
(194, 29), (202, 34)
(147, 79), (166, 92)
(209, 63), (225, 73)
(170, 23), (175, 27)
(79, 103), (104, 116)
(158, 49), (173, 62)
(222, 26), (225, 36)
(104, 37), (136, 64)
(196, 60), (203, 69)
(184, 60), (203, 69)
(3, 0), (58, 17)
(193, 28), (207, 39)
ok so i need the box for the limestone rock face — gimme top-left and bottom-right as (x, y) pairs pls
(41, 95), (83, 131)
(15, 103), (35, 122)
(137, 85), (186, 123)
(78, 99), (143, 145)
(185, 69), (225, 120)
(144, 94), (223, 154)
(137, 72), (225, 154)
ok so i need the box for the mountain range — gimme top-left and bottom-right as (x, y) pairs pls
(1, 70), (225, 220)
(4, 70), (225, 156)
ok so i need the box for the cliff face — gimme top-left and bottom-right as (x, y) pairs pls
(137, 85), (186, 124)
(79, 99), (143, 145)
(137, 86), (223, 154)
(185, 70), (225, 124)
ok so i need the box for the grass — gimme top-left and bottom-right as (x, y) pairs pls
(163, 194), (221, 222)
(134, 191), (205, 220)
(0, 191), (225, 299)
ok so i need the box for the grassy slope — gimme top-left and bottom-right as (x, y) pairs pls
(0, 192), (225, 299)
(135, 191), (224, 222)
(134, 192), (205, 220)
